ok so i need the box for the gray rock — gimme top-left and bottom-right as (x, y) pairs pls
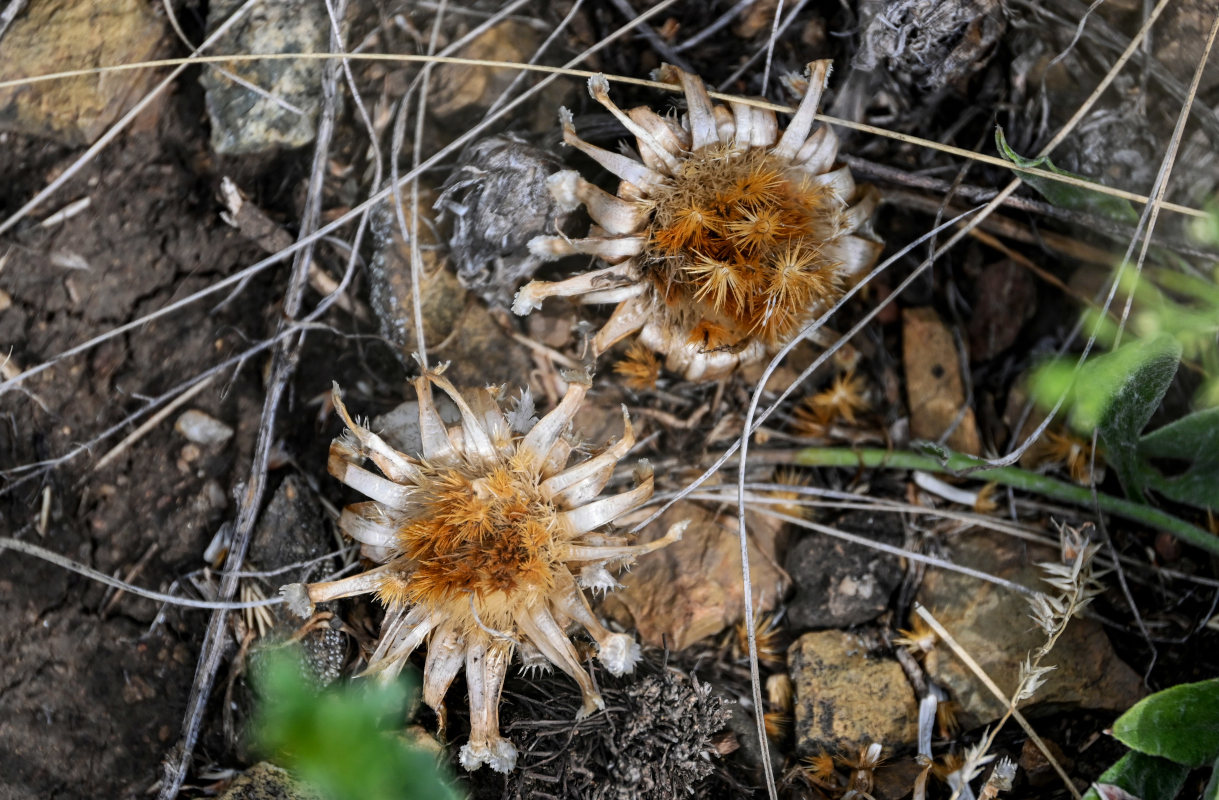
(200, 0), (326, 154)
(251, 476), (345, 685)
(785, 510), (904, 629)
(788, 628), (919, 755)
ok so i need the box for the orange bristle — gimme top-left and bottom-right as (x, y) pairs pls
(613, 341), (662, 389)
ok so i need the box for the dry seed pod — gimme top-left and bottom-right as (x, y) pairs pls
(283, 370), (683, 773)
(515, 61), (883, 381)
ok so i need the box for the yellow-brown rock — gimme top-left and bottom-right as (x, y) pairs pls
(788, 629), (919, 755)
(902, 306), (981, 455)
(601, 502), (787, 651)
(0, 0), (168, 145)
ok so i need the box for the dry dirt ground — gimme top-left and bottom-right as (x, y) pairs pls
(2, 1), (1219, 799)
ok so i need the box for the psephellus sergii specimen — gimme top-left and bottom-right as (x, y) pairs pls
(514, 61), (882, 381)
(284, 370), (683, 772)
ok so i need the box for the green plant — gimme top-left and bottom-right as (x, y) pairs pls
(1030, 333), (1219, 512)
(1083, 678), (1219, 800)
(252, 646), (459, 800)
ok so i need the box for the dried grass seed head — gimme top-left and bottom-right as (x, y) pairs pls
(515, 61), (883, 382)
(283, 371), (683, 773)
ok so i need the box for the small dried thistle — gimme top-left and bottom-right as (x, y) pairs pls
(514, 62), (882, 381)
(840, 741), (885, 798)
(793, 368), (871, 435)
(1030, 427), (1103, 485)
(282, 370), (683, 773)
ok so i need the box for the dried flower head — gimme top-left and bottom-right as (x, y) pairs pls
(514, 62), (883, 381)
(282, 369), (683, 773)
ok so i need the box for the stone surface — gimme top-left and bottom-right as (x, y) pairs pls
(0, 0), (168, 144)
(367, 197), (533, 388)
(902, 306), (981, 454)
(218, 762), (321, 800)
(968, 259), (1037, 362)
(601, 502), (787, 651)
(175, 409), (235, 445)
(788, 629), (919, 755)
(200, 0), (326, 154)
(251, 475), (345, 687)
(785, 510), (905, 629)
(429, 21), (538, 124)
(916, 531), (1144, 724)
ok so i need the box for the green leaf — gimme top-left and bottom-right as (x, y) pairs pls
(1140, 406), (1219, 465)
(1112, 678), (1219, 768)
(252, 647), (459, 800)
(1139, 403), (1219, 509)
(1081, 751), (1189, 800)
(1145, 466), (1219, 509)
(1094, 335), (1182, 502)
(996, 128), (1138, 223)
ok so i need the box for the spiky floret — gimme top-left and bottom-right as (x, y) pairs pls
(283, 370), (683, 774)
(515, 61), (883, 381)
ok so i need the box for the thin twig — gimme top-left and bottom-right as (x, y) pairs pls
(0, 536), (281, 610)
(157, 4), (349, 796)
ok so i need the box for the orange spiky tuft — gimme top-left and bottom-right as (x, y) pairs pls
(768, 467), (811, 520)
(803, 750), (838, 788)
(973, 482), (999, 514)
(613, 341), (661, 390)
(793, 369), (869, 436)
(933, 752), (965, 783)
(764, 710), (790, 741)
(936, 699), (962, 738)
(734, 611), (785, 666)
(894, 614), (938, 657)
(1031, 427), (1102, 485)
(644, 145), (850, 349)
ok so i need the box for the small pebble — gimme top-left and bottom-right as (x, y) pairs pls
(175, 409), (233, 445)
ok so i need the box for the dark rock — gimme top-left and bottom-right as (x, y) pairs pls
(785, 510), (904, 629)
(366, 198), (534, 388)
(968, 259), (1037, 362)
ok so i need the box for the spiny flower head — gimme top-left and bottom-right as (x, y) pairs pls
(514, 62), (882, 381)
(282, 368), (683, 773)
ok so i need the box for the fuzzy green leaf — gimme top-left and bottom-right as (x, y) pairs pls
(253, 648), (458, 800)
(1094, 335), (1182, 502)
(1112, 678), (1219, 768)
(1082, 751), (1189, 800)
(1144, 465), (1219, 509)
(996, 128), (1138, 223)
(1140, 406), (1219, 465)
